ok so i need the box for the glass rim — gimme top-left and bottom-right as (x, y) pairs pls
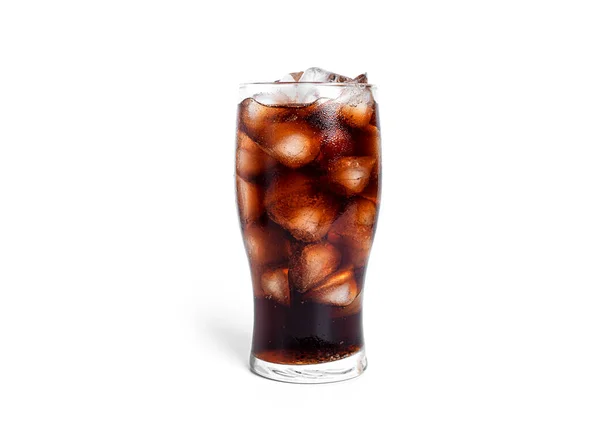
(239, 82), (377, 88)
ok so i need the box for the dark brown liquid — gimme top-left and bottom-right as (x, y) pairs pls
(252, 299), (364, 364)
(236, 93), (380, 365)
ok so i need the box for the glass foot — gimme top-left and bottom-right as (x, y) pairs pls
(249, 349), (367, 384)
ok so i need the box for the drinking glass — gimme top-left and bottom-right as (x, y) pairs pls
(235, 82), (381, 383)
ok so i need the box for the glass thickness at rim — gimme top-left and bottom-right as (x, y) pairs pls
(239, 82), (378, 102)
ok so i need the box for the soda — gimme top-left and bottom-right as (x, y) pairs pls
(235, 72), (381, 376)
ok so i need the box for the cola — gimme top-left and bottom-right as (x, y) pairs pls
(235, 73), (380, 381)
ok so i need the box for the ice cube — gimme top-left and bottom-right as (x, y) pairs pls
(299, 67), (354, 83)
(318, 126), (354, 165)
(301, 101), (355, 166)
(355, 126), (381, 203)
(260, 267), (291, 306)
(243, 223), (291, 267)
(338, 86), (375, 128)
(302, 267), (359, 306)
(327, 156), (376, 196)
(289, 242), (342, 293)
(332, 293), (362, 318)
(252, 92), (295, 106)
(239, 98), (288, 140)
(236, 131), (277, 181)
(259, 122), (321, 169)
(360, 177), (380, 204)
(352, 73), (368, 84)
(265, 171), (339, 242)
(257, 72), (321, 105)
(304, 99), (340, 129)
(291, 84), (321, 105)
(354, 124), (381, 159)
(327, 198), (377, 267)
(236, 176), (264, 224)
(369, 108), (378, 126)
(277, 71), (304, 82)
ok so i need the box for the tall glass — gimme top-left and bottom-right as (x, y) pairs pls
(235, 82), (381, 383)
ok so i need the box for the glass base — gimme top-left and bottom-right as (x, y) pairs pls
(249, 349), (367, 384)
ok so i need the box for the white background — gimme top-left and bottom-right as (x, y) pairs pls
(1, 0), (599, 439)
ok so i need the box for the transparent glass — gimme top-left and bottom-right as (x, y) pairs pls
(235, 83), (381, 383)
